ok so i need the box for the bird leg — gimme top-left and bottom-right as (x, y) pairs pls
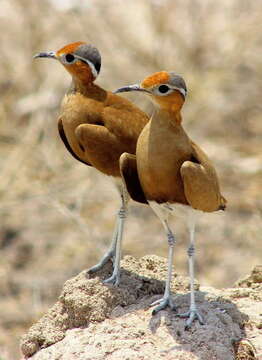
(152, 220), (177, 314)
(103, 190), (128, 286)
(87, 217), (119, 274)
(178, 220), (204, 329)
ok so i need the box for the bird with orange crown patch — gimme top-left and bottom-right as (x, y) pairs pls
(34, 42), (149, 285)
(115, 71), (226, 328)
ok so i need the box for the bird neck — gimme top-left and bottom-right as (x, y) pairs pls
(152, 108), (183, 129)
(71, 78), (107, 100)
(72, 77), (95, 93)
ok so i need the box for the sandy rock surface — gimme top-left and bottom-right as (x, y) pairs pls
(20, 256), (261, 360)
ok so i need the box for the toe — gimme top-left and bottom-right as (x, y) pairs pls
(152, 301), (167, 315)
(103, 274), (120, 286)
(196, 312), (205, 325)
(87, 251), (115, 274)
(151, 296), (176, 315)
(178, 309), (204, 329)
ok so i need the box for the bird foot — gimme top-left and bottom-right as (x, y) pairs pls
(177, 308), (204, 329)
(151, 296), (176, 315)
(87, 250), (115, 274)
(103, 272), (120, 286)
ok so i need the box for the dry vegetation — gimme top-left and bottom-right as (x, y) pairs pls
(0, 0), (261, 358)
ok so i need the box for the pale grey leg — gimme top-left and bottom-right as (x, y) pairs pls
(88, 182), (129, 283)
(87, 215), (119, 274)
(151, 219), (176, 314)
(103, 188), (128, 286)
(178, 220), (204, 328)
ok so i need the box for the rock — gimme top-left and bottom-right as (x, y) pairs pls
(20, 256), (261, 360)
(236, 265), (262, 288)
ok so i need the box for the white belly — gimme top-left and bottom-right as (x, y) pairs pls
(149, 200), (202, 228)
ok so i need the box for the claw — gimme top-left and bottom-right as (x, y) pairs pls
(103, 273), (120, 286)
(87, 250), (115, 274)
(178, 308), (204, 329)
(151, 296), (176, 315)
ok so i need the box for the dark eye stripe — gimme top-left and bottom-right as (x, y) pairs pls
(94, 61), (101, 73)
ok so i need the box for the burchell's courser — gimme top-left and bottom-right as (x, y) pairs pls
(115, 71), (226, 328)
(34, 41), (149, 285)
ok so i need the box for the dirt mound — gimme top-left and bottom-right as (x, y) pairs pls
(20, 256), (261, 360)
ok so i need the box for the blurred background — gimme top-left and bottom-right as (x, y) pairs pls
(0, 0), (261, 358)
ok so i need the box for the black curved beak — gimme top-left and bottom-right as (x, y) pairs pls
(33, 51), (56, 60)
(114, 84), (149, 94)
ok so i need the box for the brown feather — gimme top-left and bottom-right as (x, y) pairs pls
(180, 142), (227, 212)
(58, 118), (91, 167)
(59, 82), (149, 177)
(135, 108), (226, 212)
(120, 153), (147, 204)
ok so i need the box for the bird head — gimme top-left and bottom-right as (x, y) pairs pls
(34, 41), (101, 84)
(115, 71), (187, 112)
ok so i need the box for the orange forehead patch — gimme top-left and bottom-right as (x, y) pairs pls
(141, 71), (170, 88)
(56, 41), (86, 56)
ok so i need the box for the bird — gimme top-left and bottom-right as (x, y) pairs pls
(34, 41), (149, 285)
(115, 71), (226, 328)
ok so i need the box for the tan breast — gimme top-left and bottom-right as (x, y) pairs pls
(136, 111), (192, 204)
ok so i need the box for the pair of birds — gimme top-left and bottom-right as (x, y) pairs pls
(34, 41), (226, 328)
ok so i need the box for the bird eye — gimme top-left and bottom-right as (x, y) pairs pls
(158, 85), (170, 94)
(65, 54), (75, 63)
